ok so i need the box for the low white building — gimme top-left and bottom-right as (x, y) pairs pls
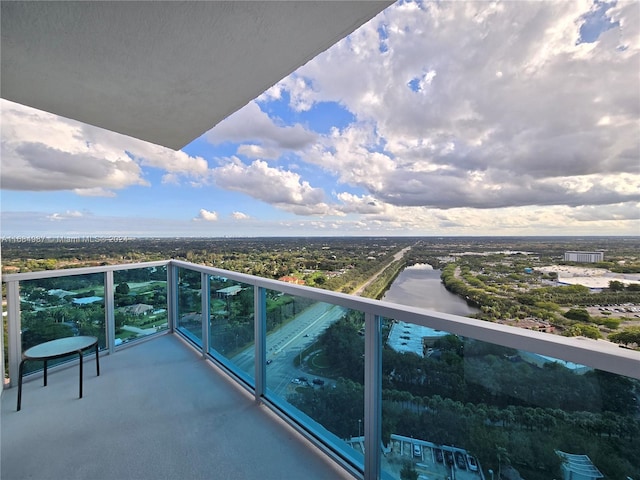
(387, 321), (449, 357)
(555, 451), (603, 480)
(564, 251), (604, 263)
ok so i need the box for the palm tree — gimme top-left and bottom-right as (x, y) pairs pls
(496, 445), (510, 479)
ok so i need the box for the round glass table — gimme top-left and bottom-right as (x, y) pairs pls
(17, 336), (100, 411)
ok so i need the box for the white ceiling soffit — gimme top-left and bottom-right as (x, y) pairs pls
(1, 1), (392, 150)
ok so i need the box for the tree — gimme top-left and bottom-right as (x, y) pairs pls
(115, 282), (130, 295)
(400, 461), (418, 480)
(608, 280), (625, 291)
(563, 308), (590, 323)
(115, 311), (127, 330)
(608, 327), (640, 347)
(318, 316), (364, 382)
(496, 445), (510, 479)
(578, 324), (602, 340)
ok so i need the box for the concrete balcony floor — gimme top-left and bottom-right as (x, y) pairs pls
(1, 334), (352, 480)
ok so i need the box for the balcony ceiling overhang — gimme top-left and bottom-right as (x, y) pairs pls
(1, 1), (392, 150)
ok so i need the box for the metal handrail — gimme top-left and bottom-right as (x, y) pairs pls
(3, 259), (639, 379)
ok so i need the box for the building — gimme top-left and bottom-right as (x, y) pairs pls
(564, 251), (604, 263)
(387, 320), (449, 357)
(215, 285), (243, 298)
(122, 303), (154, 316)
(555, 451), (604, 480)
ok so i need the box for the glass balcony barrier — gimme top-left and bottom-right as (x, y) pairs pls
(113, 265), (168, 346)
(3, 259), (639, 480)
(3, 262), (169, 378)
(17, 272), (105, 375)
(379, 319), (639, 480)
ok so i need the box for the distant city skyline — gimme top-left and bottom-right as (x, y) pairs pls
(2, 1), (639, 237)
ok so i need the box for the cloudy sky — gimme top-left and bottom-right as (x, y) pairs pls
(2, 0), (639, 238)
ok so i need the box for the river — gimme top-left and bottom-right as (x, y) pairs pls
(381, 263), (479, 316)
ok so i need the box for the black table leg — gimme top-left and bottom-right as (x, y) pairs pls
(95, 342), (100, 376)
(17, 336), (99, 411)
(17, 359), (26, 411)
(78, 350), (83, 399)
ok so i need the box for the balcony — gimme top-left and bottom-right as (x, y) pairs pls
(3, 260), (639, 480)
(1, 332), (350, 480)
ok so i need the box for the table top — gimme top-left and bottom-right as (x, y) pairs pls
(23, 336), (98, 360)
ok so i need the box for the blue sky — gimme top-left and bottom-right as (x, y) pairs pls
(1, 0), (639, 238)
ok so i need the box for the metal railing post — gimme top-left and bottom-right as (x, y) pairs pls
(254, 286), (266, 401)
(6, 281), (22, 388)
(105, 271), (115, 354)
(201, 272), (210, 358)
(167, 263), (177, 333)
(0, 288), (4, 390)
(364, 312), (382, 480)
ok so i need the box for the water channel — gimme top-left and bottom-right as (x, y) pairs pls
(381, 263), (479, 316)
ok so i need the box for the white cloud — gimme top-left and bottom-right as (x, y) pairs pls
(284, 1), (640, 211)
(231, 211), (250, 220)
(206, 101), (317, 153)
(0, 100), (209, 193)
(336, 192), (385, 214)
(47, 210), (85, 221)
(568, 202), (640, 222)
(161, 173), (181, 185)
(74, 187), (117, 197)
(212, 158), (339, 216)
(193, 209), (218, 222)
(236, 144), (281, 160)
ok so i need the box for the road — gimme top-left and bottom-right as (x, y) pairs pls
(232, 302), (346, 395)
(352, 245), (413, 296)
(230, 244), (414, 396)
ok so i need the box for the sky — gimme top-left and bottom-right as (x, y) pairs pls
(1, 0), (639, 238)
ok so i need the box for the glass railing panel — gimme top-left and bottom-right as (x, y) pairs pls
(19, 273), (106, 374)
(208, 276), (255, 378)
(380, 319), (640, 480)
(264, 289), (365, 467)
(3, 315), (7, 383)
(176, 267), (202, 345)
(113, 265), (168, 345)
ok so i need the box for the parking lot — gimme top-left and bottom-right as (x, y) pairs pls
(384, 435), (484, 480)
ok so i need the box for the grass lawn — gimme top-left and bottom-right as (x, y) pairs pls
(309, 351), (331, 370)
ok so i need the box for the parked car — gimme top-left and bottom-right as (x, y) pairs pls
(454, 451), (466, 470)
(312, 378), (324, 385)
(467, 454), (478, 472)
(413, 444), (421, 457)
(266, 359), (272, 365)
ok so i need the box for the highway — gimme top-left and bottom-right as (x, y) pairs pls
(231, 302), (346, 396)
(230, 244), (413, 396)
(352, 245), (413, 296)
